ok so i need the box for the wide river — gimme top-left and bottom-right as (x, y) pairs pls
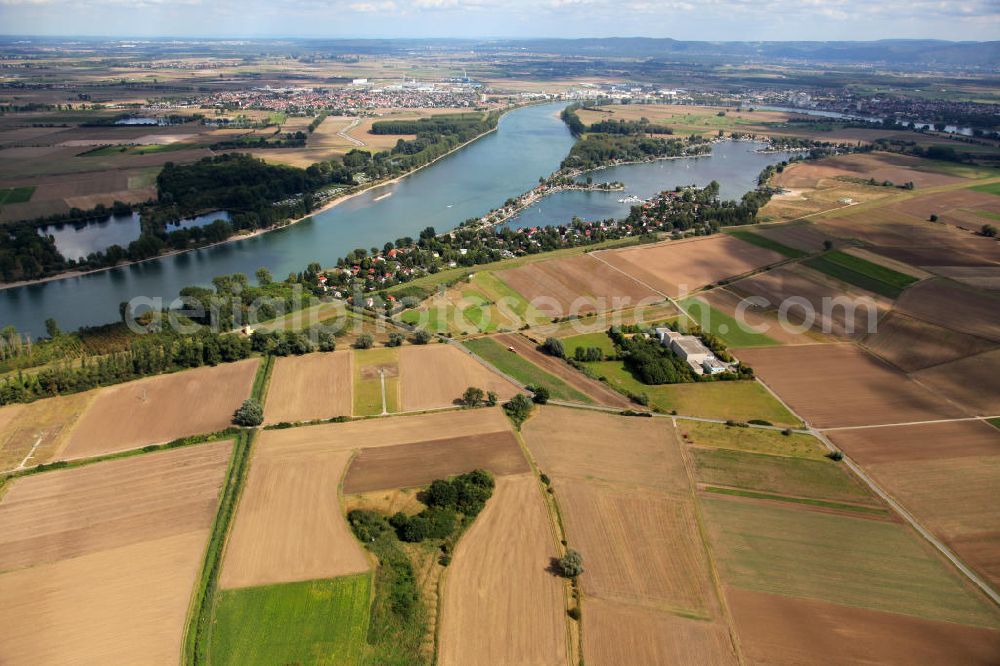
(2, 102), (793, 336)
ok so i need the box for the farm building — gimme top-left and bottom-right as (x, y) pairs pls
(655, 327), (730, 375)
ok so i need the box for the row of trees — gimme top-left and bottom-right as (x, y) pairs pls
(0, 331), (252, 405)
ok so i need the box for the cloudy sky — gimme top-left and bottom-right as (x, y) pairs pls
(1, 0), (997, 41)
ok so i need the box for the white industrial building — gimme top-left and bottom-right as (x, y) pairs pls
(655, 328), (731, 375)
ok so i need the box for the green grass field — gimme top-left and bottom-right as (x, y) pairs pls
(804, 250), (918, 298)
(0, 186), (35, 205)
(702, 486), (888, 516)
(353, 348), (399, 416)
(692, 447), (877, 505)
(726, 229), (806, 258)
(463, 337), (592, 403)
(80, 142), (196, 157)
(210, 574), (372, 666)
(679, 421), (826, 459)
(970, 181), (1000, 196)
(680, 297), (779, 348)
(588, 360), (800, 425)
(703, 498), (1000, 628)
(560, 331), (618, 358)
(397, 271), (540, 335)
(988, 417), (1000, 431)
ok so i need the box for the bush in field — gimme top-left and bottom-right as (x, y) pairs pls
(574, 346), (604, 362)
(503, 393), (534, 426)
(411, 329), (433, 345)
(233, 398), (264, 427)
(353, 333), (374, 349)
(540, 337), (565, 358)
(982, 224), (998, 238)
(462, 386), (484, 407)
(386, 332), (405, 347)
(485, 390), (498, 406)
(532, 386), (550, 404)
(827, 450), (845, 461)
(557, 549), (585, 578)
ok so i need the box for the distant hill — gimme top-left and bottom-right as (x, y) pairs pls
(476, 38), (1000, 68)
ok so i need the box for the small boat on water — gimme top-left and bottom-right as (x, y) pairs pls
(373, 192), (392, 202)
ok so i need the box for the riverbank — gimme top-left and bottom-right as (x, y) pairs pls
(0, 109), (513, 292)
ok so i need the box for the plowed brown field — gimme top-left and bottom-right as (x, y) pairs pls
(913, 349), (1000, 415)
(218, 448), (369, 589)
(584, 598), (737, 666)
(829, 419), (1000, 465)
(730, 264), (886, 339)
(894, 279), (1000, 343)
(863, 311), (996, 372)
(497, 253), (661, 316)
(522, 405), (687, 493)
(0, 442), (232, 664)
(264, 351), (353, 423)
(62, 359), (259, 458)
(864, 453), (1000, 591)
(728, 588), (1000, 666)
(438, 473), (568, 666)
(342, 431), (529, 494)
(597, 235), (785, 298)
(735, 344), (963, 428)
(398, 344), (519, 411)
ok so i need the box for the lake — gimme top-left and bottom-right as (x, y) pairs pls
(4, 102), (789, 337)
(38, 210), (233, 261)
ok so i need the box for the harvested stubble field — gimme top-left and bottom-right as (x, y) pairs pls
(596, 235), (786, 298)
(218, 448), (369, 590)
(264, 351), (353, 424)
(727, 588), (1000, 666)
(913, 348), (1000, 415)
(61, 358), (259, 459)
(522, 406), (687, 493)
(729, 263), (887, 339)
(863, 310), (997, 372)
(0, 442), (232, 664)
(931, 265), (1000, 291)
(531, 302), (678, 341)
(861, 453), (1000, 591)
(0, 390), (94, 470)
(398, 343), (519, 411)
(576, 103), (797, 137)
(889, 188), (1000, 233)
(777, 152), (966, 191)
(584, 597), (737, 666)
(735, 344), (963, 428)
(496, 253), (661, 315)
(691, 447), (879, 506)
(747, 222), (839, 254)
(555, 479), (717, 615)
(342, 430), (528, 494)
(494, 333), (633, 408)
(255, 407), (513, 458)
(702, 497), (1000, 628)
(438, 473), (568, 666)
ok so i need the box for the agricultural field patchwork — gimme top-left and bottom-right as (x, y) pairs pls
(463, 335), (593, 403)
(397, 343), (519, 411)
(703, 497), (1000, 628)
(0, 442), (233, 664)
(597, 235), (785, 298)
(803, 249), (919, 298)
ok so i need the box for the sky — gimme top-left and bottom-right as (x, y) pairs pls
(0, 0), (998, 41)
